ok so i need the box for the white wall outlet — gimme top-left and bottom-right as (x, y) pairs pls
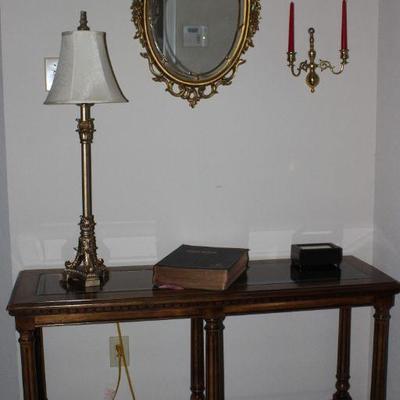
(109, 336), (130, 368)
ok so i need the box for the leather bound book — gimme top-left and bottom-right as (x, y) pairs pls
(153, 244), (249, 290)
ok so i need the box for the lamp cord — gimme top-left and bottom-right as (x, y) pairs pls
(111, 347), (122, 400)
(111, 323), (137, 400)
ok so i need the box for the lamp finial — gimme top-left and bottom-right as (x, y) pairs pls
(78, 11), (90, 31)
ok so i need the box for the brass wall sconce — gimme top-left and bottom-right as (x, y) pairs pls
(286, 1), (349, 93)
(44, 11), (128, 288)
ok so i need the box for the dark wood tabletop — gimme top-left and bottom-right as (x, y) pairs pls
(7, 256), (400, 326)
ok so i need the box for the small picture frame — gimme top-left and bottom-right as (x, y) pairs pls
(44, 58), (59, 92)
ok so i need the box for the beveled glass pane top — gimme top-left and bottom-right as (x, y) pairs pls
(36, 258), (369, 297)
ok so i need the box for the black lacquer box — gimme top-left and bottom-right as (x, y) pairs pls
(291, 243), (343, 270)
(290, 264), (341, 281)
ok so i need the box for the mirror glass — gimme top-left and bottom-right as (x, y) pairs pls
(147, 0), (243, 79)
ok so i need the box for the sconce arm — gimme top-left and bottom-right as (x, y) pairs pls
(289, 60), (309, 77)
(287, 52), (309, 77)
(319, 49), (349, 75)
(319, 59), (345, 75)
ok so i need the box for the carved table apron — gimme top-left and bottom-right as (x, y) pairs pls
(7, 256), (400, 400)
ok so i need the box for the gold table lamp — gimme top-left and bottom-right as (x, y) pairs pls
(44, 11), (128, 287)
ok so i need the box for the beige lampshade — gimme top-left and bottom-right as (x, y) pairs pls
(44, 30), (128, 104)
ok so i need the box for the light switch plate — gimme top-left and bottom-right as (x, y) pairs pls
(44, 57), (59, 91)
(109, 336), (130, 368)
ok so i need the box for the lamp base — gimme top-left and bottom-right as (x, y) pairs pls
(62, 215), (109, 288)
(62, 264), (108, 288)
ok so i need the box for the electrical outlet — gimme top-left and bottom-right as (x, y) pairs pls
(109, 336), (130, 368)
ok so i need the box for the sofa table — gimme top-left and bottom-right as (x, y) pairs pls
(7, 256), (400, 400)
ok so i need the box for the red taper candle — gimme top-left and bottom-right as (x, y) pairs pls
(288, 2), (295, 52)
(341, 0), (348, 50)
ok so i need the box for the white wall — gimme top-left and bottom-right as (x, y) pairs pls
(375, 1), (400, 399)
(0, 1), (379, 400)
(0, 8), (19, 400)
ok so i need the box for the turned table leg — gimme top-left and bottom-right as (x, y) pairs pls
(191, 318), (205, 400)
(205, 317), (225, 400)
(34, 328), (48, 400)
(370, 298), (394, 400)
(18, 329), (39, 400)
(333, 307), (352, 400)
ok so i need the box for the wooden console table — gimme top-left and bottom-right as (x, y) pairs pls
(7, 256), (400, 400)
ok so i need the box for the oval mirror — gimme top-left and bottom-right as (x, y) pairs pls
(131, 0), (261, 107)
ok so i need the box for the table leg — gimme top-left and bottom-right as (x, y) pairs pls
(333, 307), (352, 400)
(370, 298), (394, 400)
(34, 328), (48, 400)
(191, 318), (205, 400)
(18, 329), (39, 400)
(205, 317), (225, 400)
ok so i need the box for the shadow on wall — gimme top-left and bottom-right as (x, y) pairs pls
(15, 220), (158, 268)
(248, 225), (373, 260)
(14, 221), (373, 269)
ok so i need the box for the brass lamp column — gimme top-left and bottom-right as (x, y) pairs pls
(45, 11), (128, 287)
(63, 103), (107, 287)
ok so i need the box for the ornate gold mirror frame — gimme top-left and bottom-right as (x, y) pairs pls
(131, 0), (261, 107)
